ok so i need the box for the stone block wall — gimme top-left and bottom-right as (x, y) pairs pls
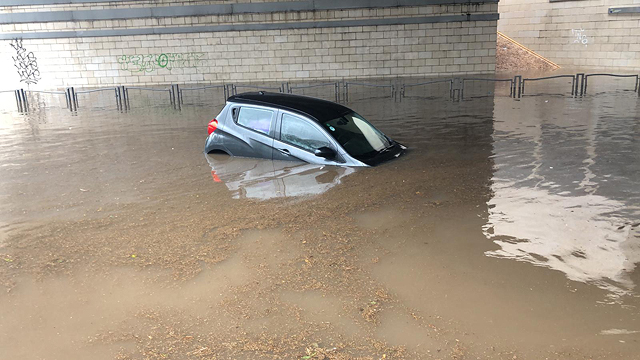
(498, 0), (640, 71)
(0, 0), (499, 90)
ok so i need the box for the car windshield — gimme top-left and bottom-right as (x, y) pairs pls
(322, 112), (391, 158)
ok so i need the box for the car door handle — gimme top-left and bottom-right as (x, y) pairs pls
(277, 148), (290, 155)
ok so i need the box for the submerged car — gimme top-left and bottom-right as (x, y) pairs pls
(204, 92), (406, 166)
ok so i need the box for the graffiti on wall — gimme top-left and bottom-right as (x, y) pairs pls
(117, 53), (207, 73)
(571, 29), (589, 46)
(10, 39), (41, 85)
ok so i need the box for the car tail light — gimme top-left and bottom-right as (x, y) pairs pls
(207, 119), (218, 135)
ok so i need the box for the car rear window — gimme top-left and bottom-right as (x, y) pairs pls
(236, 107), (274, 135)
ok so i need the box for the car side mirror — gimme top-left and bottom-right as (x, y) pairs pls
(314, 146), (335, 160)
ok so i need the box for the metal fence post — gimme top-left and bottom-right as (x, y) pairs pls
(344, 82), (349, 102)
(73, 87), (78, 110)
(125, 87), (130, 110)
(20, 89), (28, 110)
(575, 73), (585, 96)
(120, 86), (128, 110)
(66, 87), (77, 111)
(512, 75), (522, 98)
(115, 87), (122, 110)
(15, 90), (22, 112)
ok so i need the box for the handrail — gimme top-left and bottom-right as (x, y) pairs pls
(75, 88), (116, 94)
(402, 79), (453, 88)
(234, 85), (281, 90)
(24, 90), (66, 95)
(401, 79), (453, 98)
(345, 82), (394, 88)
(126, 87), (170, 92)
(583, 73), (639, 93)
(584, 73), (638, 78)
(522, 75), (575, 81)
(180, 84), (226, 91)
(521, 75), (576, 95)
(289, 82), (336, 91)
(463, 78), (513, 83)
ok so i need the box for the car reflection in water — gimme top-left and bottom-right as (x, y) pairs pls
(205, 153), (356, 200)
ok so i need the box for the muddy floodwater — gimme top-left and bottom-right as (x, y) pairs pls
(0, 78), (639, 359)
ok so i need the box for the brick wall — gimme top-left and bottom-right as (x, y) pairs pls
(0, 1), (499, 90)
(498, 0), (640, 71)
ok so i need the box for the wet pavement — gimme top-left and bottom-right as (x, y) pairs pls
(0, 78), (639, 359)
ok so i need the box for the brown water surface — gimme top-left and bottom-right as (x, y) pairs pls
(0, 80), (639, 359)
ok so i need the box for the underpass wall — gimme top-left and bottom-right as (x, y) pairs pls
(0, 0), (499, 90)
(498, 0), (640, 71)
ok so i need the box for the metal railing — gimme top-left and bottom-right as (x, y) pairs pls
(5, 72), (638, 113)
(583, 73), (639, 94)
(400, 79), (453, 99)
(231, 84), (285, 96)
(521, 75), (577, 96)
(344, 82), (396, 102)
(178, 84), (228, 105)
(287, 82), (340, 102)
(461, 78), (514, 99)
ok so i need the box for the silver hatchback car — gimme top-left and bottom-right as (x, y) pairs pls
(204, 92), (406, 166)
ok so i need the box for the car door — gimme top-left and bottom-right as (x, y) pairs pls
(272, 111), (344, 165)
(224, 104), (277, 160)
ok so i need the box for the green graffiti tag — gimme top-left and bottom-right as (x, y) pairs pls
(117, 53), (206, 73)
(157, 53), (169, 68)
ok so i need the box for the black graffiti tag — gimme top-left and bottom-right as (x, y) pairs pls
(10, 39), (41, 85)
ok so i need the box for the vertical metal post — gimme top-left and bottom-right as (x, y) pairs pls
(575, 73), (585, 96)
(65, 88), (71, 110)
(335, 82), (339, 102)
(66, 87), (77, 111)
(344, 82), (349, 102)
(518, 80), (523, 96)
(176, 84), (181, 105)
(20, 89), (28, 110)
(634, 75), (638, 93)
(571, 76), (575, 96)
(15, 90), (22, 112)
(223, 83), (227, 100)
(583, 75), (588, 95)
(120, 86), (128, 111)
(64, 88), (70, 109)
(125, 87), (131, 110)
(115, 87), (121, 110)
(512, 75), (522, 98)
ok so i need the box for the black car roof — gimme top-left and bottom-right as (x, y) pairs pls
(227, 92), (352, 122)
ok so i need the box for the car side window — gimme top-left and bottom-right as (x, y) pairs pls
(236, 107), (274, 135)
(280, 113), (332, 152)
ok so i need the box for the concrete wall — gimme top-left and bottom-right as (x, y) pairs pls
(498, 0), (640, 71)
(0, 0), (499, 90)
